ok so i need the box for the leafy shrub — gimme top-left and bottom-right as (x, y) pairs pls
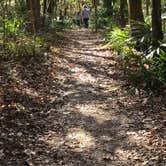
(123, 36), (166, 89)
(123, 47), (161, 89)
(145, 16), (151, 26)
(5, 35), (45, 58)
(43, 18), (71, 32)
(128, 21), (152, 52)
(5, 18), (23, 37)
(106, 21), (166, 90)
(149, 36), (166, 84)
(153, 49), (166, 83)
(107, 27), (129, 54)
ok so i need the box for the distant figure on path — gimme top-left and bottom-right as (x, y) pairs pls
(76, 11), (81, 27)
(82, 5), (90, 28)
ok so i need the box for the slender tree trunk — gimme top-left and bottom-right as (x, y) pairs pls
(94, 2), (98, 32)
(152, 0), (163, 45)
(2, 1), (7, 48)
(43, 0), (47, 26)
(47, 0), (55, 14)
(63, 0), (67, 17)
(47, 0), (56, 23)
(64, 7), (68, 17)
(93, 0), (99, 32)
(120, 0), (128, 27)
(26, 0), (40, 33)
(146, 0), (150, 16)
(35, 0), (40, 31)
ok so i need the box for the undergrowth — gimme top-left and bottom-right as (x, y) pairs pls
(106, 24), (166, 91)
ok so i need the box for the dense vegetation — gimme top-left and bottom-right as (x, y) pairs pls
(0, 0), (166, 90)
(103, 0), (166, 90)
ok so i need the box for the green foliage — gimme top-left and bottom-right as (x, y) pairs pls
(5, 18), (23, 37)
(123, 35), (166, 89)
(15, 0), (27, 16)
(105, 22), (166, 89)
(123, 47), (161, 89)
(148, 36), (166, 84)
(43, 17), (71, 32)
(5, 35), (45, 58)
(91, 5), (119, 29)
(129, 21), (152, 52)
(153, 48), (166, 83)
(106, 27), (129, 54)
(145, 16), (151, 25)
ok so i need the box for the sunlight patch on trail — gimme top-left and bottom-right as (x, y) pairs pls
(126, 130), (162, 151)
(74, 103), (111, 124)
(66, 128), (96, 152)
(77, 40), (98, 45)
(71, 66), (97, 84)
(115, 148), (141, 162)
(14, 86), (39, 98)
(39, 131), (65, 149)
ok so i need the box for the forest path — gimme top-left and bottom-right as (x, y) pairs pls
(0, 29), (165, 165)
(48, 29), (130, 165)
(41, 29), (164, 165)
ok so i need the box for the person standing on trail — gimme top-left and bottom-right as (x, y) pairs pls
(82, 5), (90, 28)
(76, 11), (81, 27)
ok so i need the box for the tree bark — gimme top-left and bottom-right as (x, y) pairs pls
(47, 0), (55, 14)
(128, 0), (144, 23)
(42, 0), (47, 26)
(26, 0), (40, 33)
(120, 0), (128, 28)
(152, 0), (163, 45)
(92, 0), (99, 32)
(128, 0), (144, 36)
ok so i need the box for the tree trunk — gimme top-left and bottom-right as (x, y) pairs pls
(42, 0), (47, 26)
(152, 0), (163, 45)
(128, 0), (144, 36)
(35, 0), (40, 31)
(128, 0), (144, 23)
(47, 0), (55, 14)
(93, 0), (99, 32)
(146, 0), (150, 16)
(26, 0), (40, 33)
(94, 2), (98, 32)
(120, 0), (128, 28)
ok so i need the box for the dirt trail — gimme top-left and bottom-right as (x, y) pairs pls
(44, 29), (165, 165)
(0, 29), (165, 165)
